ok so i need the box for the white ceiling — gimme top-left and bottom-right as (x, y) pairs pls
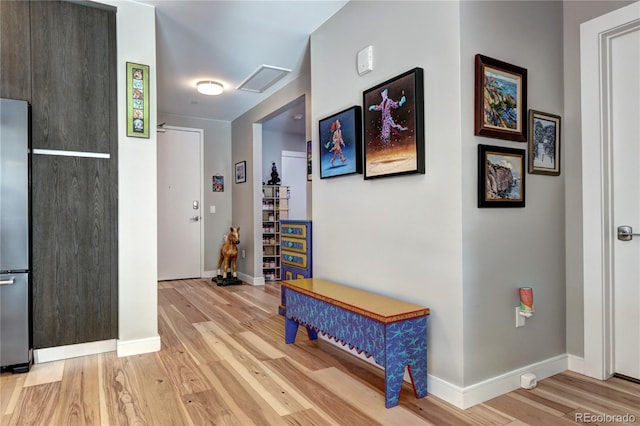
(139, 0), (348, 124)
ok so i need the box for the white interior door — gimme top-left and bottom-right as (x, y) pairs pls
(157, 127), (203, 280)
(281, 151), (307, 219)
(581, 2), (640, 381)
(612, 27), (640, 381)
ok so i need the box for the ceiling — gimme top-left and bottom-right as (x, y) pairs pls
(139, 0), (348, 125)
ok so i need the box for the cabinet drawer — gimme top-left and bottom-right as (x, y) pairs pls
(282, 251), (307, 269)
(281, 223), (307, 239)
(281, 237), (306, 254)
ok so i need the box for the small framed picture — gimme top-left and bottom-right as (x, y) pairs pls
(528, 110), (561, 176)
(235, 161), (246, 184)
(126, 62), (150, 138)
(363, 67), (425, 179)
(307, 140), (312, 181)
(475, 55), (527, 142)
(478, 144), (525, 208)
(318, 106), (362, 179)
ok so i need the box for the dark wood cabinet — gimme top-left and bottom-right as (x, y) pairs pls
(32, 156), (117, 347)
(30, 1), (116, 153)
(26, 1), (118, 349)
(0, 1), (32, 101)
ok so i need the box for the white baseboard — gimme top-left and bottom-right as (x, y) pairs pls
(238, 272), (264, 286)
(431, 354), (568, 409)
(117, 335), (161, 357)
(567, 354), (585, 374)
(34, 339), (116, 364)
(202, 270), (216, 278)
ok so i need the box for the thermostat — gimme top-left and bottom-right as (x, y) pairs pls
(357, 46), (373, 76)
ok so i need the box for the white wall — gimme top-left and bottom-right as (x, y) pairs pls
(98, 0), (160, 355)
(311, 1), (464, 387)
(460, 0), (565, 386)
(158, 113), (233, 273)
(562, 0), (634, 360)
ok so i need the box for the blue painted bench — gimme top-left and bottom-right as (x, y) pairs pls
(281, 278), (430, 408)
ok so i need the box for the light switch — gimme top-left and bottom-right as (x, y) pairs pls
(210, 205), (216, 214)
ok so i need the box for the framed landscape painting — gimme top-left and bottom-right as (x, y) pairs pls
(475, 55), (527, 142)
(363, 67), (425, 179)
(478, 144), (525, 208)
(318, 106), (362, 179)
(528, 110), (561, 176)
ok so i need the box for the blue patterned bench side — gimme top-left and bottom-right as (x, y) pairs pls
(384, 317), (428, 407)
(285, 290), (386, 364)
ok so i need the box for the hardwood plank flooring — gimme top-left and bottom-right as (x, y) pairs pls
(2, 278), (639, 425)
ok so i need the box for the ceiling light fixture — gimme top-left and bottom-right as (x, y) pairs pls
(196, 80), (224, 96)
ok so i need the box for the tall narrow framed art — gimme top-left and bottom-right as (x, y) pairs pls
(126, 62), (150, 138)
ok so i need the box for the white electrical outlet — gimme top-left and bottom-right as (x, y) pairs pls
(516, 307), (526, 328)
(210, 205), (216, 214)
(241, 249), (246, 259)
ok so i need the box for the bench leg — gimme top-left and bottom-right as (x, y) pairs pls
(306, 326), (318, 340)
(408, 356), (428, 399)
(384, 363), (405, 408)
(285, 317), (299, 343)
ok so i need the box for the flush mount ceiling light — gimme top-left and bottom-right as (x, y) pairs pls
(237, 65), (291, 93)
(196, 80), (224, 96)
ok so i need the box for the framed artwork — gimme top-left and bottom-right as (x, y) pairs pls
(318, 106), (362, 179)
(307, 140), (312, 181)
(363, 67), (425, 179)
(478, 144), (525, 208)
(528, 110), (561, 176)
(212, 175), (224, 192)
(235, 161), (246, 184)
(474, 55), (527, 142)
(126, 62), (150, 138)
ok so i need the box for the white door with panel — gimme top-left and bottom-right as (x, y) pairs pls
(157, 127), (203, 281)
(581, 2), (640, 381)
(281, 150), (307, 220)
(611, 25), (640, 381)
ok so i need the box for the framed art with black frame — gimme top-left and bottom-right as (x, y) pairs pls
(528, 110), (561, 176)
(478, 144), (525, 208)
(235, 161), (246, 184)
(475, 55), (527, 142)
(363, 67), (425, 179)
(318, 106), (362, 179)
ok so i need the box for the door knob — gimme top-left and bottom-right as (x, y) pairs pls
(617, 225), (640, 241)
(191, 215), (200, 222)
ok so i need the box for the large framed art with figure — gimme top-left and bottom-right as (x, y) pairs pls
(318, 106), (362, 179)
(363, 68), (425, 179)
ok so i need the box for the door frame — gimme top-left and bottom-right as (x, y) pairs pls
(157, 125), (205, 278)
(580, 2), (640, 380)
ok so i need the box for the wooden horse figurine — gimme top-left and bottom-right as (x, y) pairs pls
(215, 226), (241, 285)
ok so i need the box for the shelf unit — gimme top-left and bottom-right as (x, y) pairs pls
(262, 185), (289, 281)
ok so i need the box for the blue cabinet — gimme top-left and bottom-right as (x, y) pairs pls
(279, 220), (312, 315)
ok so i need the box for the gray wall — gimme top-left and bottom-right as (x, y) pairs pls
(231, 74), (312, 279)
(311, 0), (465, 386)
(158, 113), (232, 272)
(562, 0), (634, 358)
(460, 0), (565, 386)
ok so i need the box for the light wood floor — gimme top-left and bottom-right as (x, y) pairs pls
(2, 279), (639, 425)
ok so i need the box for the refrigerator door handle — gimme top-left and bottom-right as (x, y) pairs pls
(0, 278), (15, 285)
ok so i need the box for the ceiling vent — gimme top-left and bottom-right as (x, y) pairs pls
(237, 65), (291, 93)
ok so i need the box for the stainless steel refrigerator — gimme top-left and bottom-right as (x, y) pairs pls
(0, 98), (32, 373)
